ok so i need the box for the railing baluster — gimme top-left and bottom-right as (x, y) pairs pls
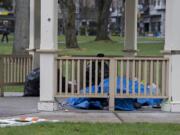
(144, 60), (147, 96)
(0, 57), (4, 96)
(83, 60), (86, 95)
(156, 60), (159, 96)
(138, 60), (141, 96)
(101, 60), (104, 95)
(21, 57), (23, 82)
(126, 60), (130, 95)
(23, 58), (26, 82)
(150, 60), (153, 96)
(120, 60), (123, 96)
(5, 57), (7, 83)
(22, 58), (25, 82)
(59, 60), (62, 94)
(71, 60), (75, 94)
(11, 57), (14, 83)
(18, 58), (20, 83)
(2, 57), (7, 83)
(132, 60), (135, 96)
(162, 60), (165, 96)
(89, 60), (92, 95)
(95, 60), (98, 95)
(165, 60), (169, 98)
(77, 60), (80, 94)
(65, 60), (68, 95)
(8, 57), (10, 84)
(26, 57), (29, 76)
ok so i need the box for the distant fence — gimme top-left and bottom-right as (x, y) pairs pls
(56, 56), (169, 110)
(0, 55), (33, 96)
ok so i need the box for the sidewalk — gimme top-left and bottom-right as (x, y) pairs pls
(1, 95), (180, 123)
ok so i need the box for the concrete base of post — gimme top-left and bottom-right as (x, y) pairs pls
(123, 49), (138, 57)
(161, 102), (180, 112)
(0, 87), (4, 97)
(109, 98), (115, 112)
(38, 101), (59, 112)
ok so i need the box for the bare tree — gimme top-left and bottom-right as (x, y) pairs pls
(13, 0), (30, 54)
(95, 0), (112, 41)
(120, 0), (125, 36)
(59, 0), (79, 48)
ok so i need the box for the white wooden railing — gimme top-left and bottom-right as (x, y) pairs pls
(56, 56), (169, 110)
(0, 55), (33, 96)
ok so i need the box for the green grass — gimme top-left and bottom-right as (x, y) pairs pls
(58, 36), (164, 56)
(0, 35), (164, 56)
(0, 34), (13, 54)
(3, 86), (24, 92)
(0, 123), (180, 135)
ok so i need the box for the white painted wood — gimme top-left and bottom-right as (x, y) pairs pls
(41, 0), (58, 49)
(29, 0), (40, 68)
(162, 0), (180, 112)
(101, 60), (104, 95)
(38, 0), (58, 111)
(109, 59), (116, 111)
(165, 0), (180, 50)
(71, 60), (75, 94)
(65, 60), (69, 94)
(124, 0), (138, 56)
(29, 0), (35, 51)
(83, 60), (86, 94)
(40, 54), (57, 102)
(95, 60), (98, 94)
(120, 60), (123, 96)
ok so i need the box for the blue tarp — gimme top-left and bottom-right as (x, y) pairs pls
(66, 77), (162, 111)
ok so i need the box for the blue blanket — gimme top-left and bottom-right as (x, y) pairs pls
(66, 77), (162, 111)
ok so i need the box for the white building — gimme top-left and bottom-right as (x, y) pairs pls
(139, 0), (166, 37)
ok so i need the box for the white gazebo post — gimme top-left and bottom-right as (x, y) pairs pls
(37, 0), (59, 111)
(162, 0), (180, 112)
(29, 0), (40, 68)
(123, 0), (138, 56)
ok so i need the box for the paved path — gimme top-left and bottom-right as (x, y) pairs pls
(0, 96), (38, 117)
(1, 95), (180, 123)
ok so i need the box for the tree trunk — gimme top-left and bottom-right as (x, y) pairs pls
(95, 0), (112, 41)
(120, 0), (125, 37)
(13, 0), (30, 55)
(59, 0), (79, 48)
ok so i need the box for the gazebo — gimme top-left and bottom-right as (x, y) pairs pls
(29, 0), (180, 112)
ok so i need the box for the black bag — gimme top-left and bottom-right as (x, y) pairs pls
(24, 68), (40, 97)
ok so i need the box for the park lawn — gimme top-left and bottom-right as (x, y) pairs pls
(58, 36), (164, 56)
(0, 35), (164, 56)
(3, 86), (24, 92)
(0, 123), (180, 135)
(59, 42), (164, 56)
(0, 34), (14, 54)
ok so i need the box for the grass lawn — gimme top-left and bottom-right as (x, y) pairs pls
(0, 123), (180, 135)
(59, 36), (164, 56)
(0, 34), (14, 54)
(0, 35), (164, 56)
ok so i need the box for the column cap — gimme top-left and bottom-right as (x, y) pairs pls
(26, 48), (36, 52)
(161, 50), (180, 55)
(36, 49), (59, 54)
(123, 49), (139, 53)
